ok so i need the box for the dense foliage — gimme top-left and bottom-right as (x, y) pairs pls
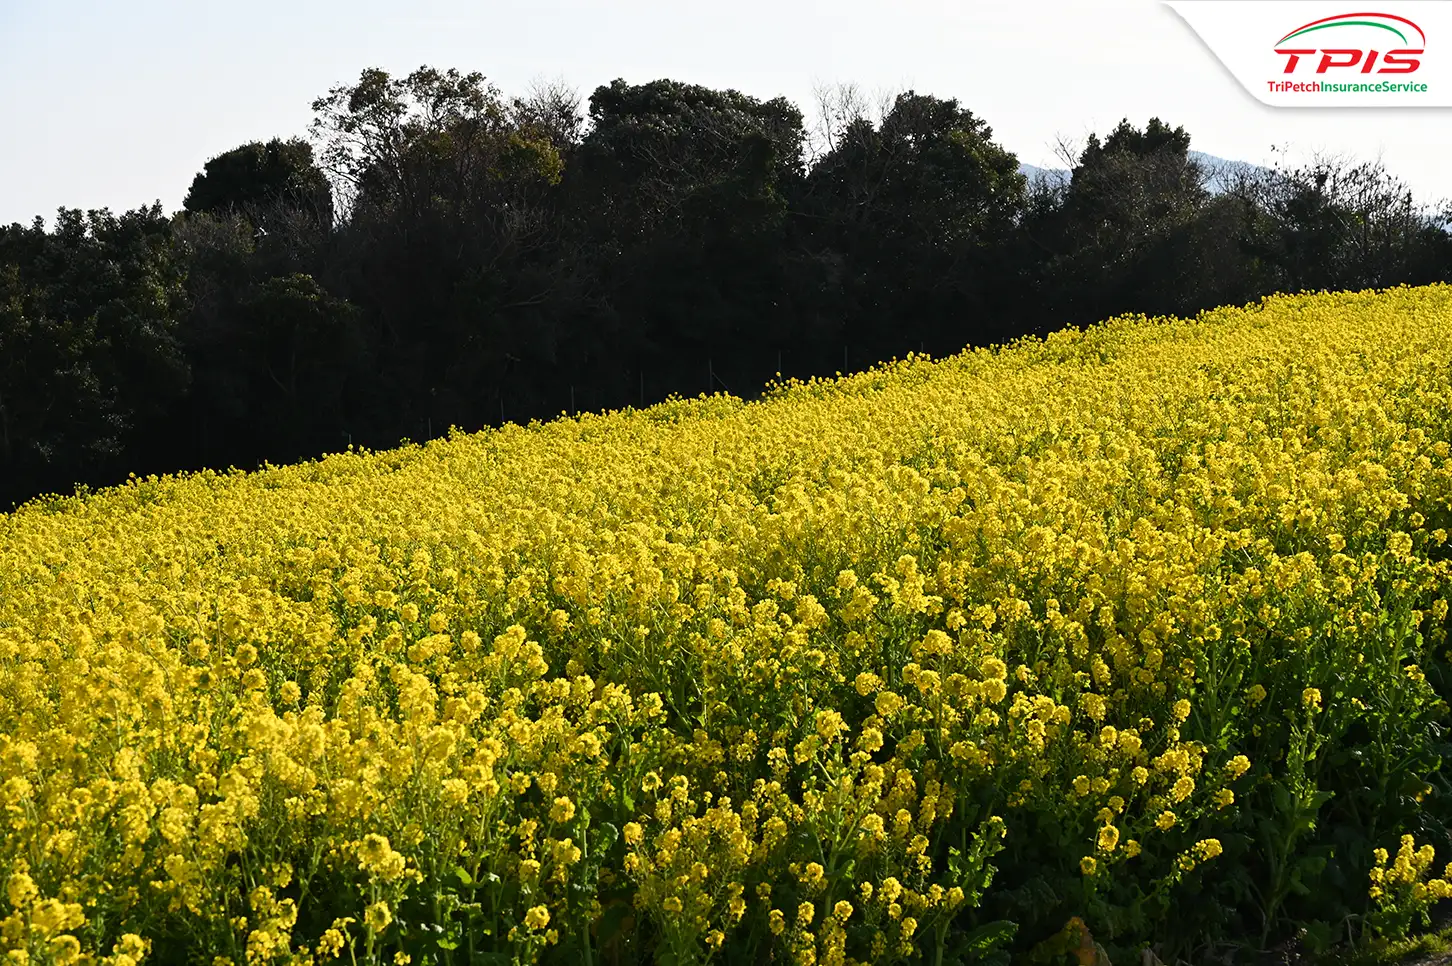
(3, 286), (1452, 965)
(4, 66), (1452, 509)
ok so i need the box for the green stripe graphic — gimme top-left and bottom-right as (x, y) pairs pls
(1276, 20), (1409, 46)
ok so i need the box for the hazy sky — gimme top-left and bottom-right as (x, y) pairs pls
(3, 0), (1450, 226)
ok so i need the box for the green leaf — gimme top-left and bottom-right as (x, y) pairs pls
(961, 919), (1018, 951)
(598, 902), (633, 945)
(1300, 919), (1335, 953)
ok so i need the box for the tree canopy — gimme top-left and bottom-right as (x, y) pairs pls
(4, 69), (1449, 509)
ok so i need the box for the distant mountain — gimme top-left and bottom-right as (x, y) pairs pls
(1017, 151), (1268, 193)
(1017, 161), (1069, 185)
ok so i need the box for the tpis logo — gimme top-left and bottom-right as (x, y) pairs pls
(1165, 0), (1440, 105)
(1274, 11), (1424, 73)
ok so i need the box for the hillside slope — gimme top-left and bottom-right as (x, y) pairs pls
(3, 287), (1452, 964)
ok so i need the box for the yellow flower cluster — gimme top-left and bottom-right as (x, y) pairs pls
(1367, 834), (1452, 940)
(1368, 835), (1447, 901)
(2, 285), (1452, 962)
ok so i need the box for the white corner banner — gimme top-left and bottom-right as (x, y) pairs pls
(1166, 1), (1451, 105)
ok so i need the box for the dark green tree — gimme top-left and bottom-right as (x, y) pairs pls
(1235, 156), (1452, 294)
(798, 90), (1026, 359)
(308, 66), (583, 435)
(183, 138), (333, 229)
(0, 206), (189, 506)
(1024, 118), (1216, 322)
(571, 78), (808, 396)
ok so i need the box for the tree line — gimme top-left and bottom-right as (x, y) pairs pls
(3, 66), (1450, 509)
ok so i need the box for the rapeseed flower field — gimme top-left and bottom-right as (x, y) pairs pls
(3, 286), (1452, 965)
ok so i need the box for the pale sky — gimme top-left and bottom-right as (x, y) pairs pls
(2, 0), (1450, 226)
